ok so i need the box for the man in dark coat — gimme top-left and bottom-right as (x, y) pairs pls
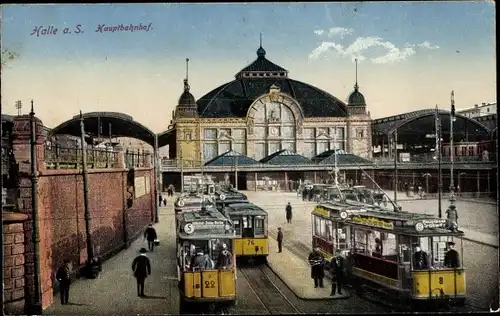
(444, 241), (460, 268)
(277, 227), (283, 253)
(144, 224), (158, 252)
(308, 248), (325, 288)
(330, 249), (345, 296)
(56, 259), (71, 304)
(132, 248), (152, 297)
(302, 187), (307, 201)
(285, 202), (292, 224)
(217, 244), (233, 269)
(158, 195), (163, 207)
(413, 245), (429, 270)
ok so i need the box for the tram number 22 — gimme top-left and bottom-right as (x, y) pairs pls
(438, 277), (444, 284)
(204, 280), (216, 289)
(247, 240), (255, 246)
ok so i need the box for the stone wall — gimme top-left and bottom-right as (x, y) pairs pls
(3, 114), (156, 313)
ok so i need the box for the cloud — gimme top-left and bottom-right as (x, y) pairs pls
(314, 29), (324, 36)
(328, 27), (354, 39)
(309, 35), (439, 64)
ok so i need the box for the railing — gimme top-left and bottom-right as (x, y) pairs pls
(125, 149), (151, 169)
(44, 144), (119, 169)
(373, 152), (497, 164)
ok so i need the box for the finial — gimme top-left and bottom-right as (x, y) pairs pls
(451, 90), (454, 105)
(354, 58), (359, 90)
(80, 110), (83, 119)
(30, 99), (35, 115)
(184, 58), (190, 92)
(260, 33), (262, 47)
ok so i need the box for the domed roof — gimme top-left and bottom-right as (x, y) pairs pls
(178, 79), (196, 106)
(347, 83), (366, 106)
(196, 46), (348, 118)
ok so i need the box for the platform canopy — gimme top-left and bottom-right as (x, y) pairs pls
(204, 150), (258, 167)
(312, 149), (373, 166)
(259, 149), (312, 165)
(49, 112), (156, 146)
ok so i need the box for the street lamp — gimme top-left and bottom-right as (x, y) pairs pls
(449, 91), (456, 207)
(458, 172), (466, 196)
(422, 173), (432, 196)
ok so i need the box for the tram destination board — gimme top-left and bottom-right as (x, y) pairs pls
(190, 220), (230, 234)
(421, 219), (447, 229)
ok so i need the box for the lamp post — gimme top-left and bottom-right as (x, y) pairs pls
(154, 134), (159, 223)
(449, 91), (456, 207)
(29, 100), (43, 314)
(434, 105), (443, 218)
(458, 172), (466, 196)
(80, 111), (94, 275)
(422, 173), (431, 196)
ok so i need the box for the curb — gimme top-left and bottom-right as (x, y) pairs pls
(266, 261), (351, 301)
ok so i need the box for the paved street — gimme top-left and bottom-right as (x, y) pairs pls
(245, 190), (499, 311)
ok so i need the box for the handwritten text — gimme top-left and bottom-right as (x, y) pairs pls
(95, 23), (153, 33)
(31, 25), (83, 37)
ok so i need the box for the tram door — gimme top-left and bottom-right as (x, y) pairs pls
(242, 216), (254, 238)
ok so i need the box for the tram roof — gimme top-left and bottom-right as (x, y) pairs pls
(223, 202), (268, 216)
(177, 208), (236, 239)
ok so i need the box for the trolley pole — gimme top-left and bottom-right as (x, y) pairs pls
(449, 91), (456, 207)
(180, 148), (184, 194)
(29, 100), (43, 314)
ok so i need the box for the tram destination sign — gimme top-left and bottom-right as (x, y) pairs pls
(192, 220), (226, 227)
(352, 215), (394, 230)
(421, 219), (447, 229)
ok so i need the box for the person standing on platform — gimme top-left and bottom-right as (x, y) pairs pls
(163, 198), (167, 206)
(308, 248), (325, 288)
(330, 249), (345, 296)
(285, 202), (293, 224)
(444, 241), (460, 268)
(413, 244), (429, 270)
(144, 224), (158, 252)
(56, 259), (72, 305)
(132, 248), (152, 297)
(158, 194), (163, 207)
(277, 227), (283, 253)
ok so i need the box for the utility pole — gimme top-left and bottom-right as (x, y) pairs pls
(435, 106), (443, 218)
(80, 111), (94, 272)
(29, 100), (43, 314)
(449, 91), (456, 206)
(393, 129), (398, 203)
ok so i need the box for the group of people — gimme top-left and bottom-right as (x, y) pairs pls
(183, 243), (233, 271)
(308, 248), (346, 296)
(413, 241), (460, 270)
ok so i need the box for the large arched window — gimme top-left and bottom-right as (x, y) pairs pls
(251, 101), (296, 161)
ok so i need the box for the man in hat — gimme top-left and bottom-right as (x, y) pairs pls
(56, 259), (72, 305)
(144, 224), (158, 252)
(191, 249), (205, 271)
(132, 248), (152, 297)
(444, 241), (460, 268)
(285, 202), (293, 224)
(308, 248), (325, 288)
(277, 227), (284, 253)
(217, 244), (233, 269)
(446, 203), (459, 231)
(413, 244), (429, 270)
(330, 249), (345, 296)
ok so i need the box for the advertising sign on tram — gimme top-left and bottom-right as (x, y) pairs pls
(352, 215), (394, 230)
(313, 206), (330, 217)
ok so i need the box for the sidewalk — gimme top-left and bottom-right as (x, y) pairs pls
(266, 236), (350, 300)
(44, 206), (179, 315)
(460, 228), (499, 248)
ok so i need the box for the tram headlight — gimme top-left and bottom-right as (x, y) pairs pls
(340, 211), (348, 219)
(224, 224), (231, 231)
(220, 194), (226, 201)
(184, 223), (195, 234)
(415, 222), (424, 232)
(177, 199), (185, 207)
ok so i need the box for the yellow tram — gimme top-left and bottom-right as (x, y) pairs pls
(174, 180), (216, 214)
(222, 202), (269, 262)
(311, 202), (466, 307)
(176, 207), (237, 312)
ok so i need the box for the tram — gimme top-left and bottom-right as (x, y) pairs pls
(311, 202), (466, 307)
(214, 185), (249, 211)
(222, 202), (269, 262)
(176, 207), (237, 312)
(175, 178), (217, 214)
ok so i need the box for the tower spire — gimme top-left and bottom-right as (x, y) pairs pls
(184, 58), (190, 92)
(354, 58), (359, 90)
(260, 33), (262, 47)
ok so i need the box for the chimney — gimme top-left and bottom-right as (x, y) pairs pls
(482, 102), (486, 106)
(474, 104), (478, 108)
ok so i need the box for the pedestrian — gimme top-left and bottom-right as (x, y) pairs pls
(302, 187), (307, 201)
(158, 195), (163, 207)
(132, 248), (152, 297)
(285, 202), (292, 224)
(330, 249), (345, 296)
(308, 248), (325, 288)
(56, 259), (71, 305)
(163, 198), (167, 207)
(308, 188), (314, 201)
(277, 227), (283, 253)
(144, 223), (158, 252)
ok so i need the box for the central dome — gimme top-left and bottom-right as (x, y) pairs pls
(196, 47), (348, 118)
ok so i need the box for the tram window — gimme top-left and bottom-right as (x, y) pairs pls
(334, 222), (348, 249)
(243, 216), (253, 228)
(234, 219), (242, 236)
(431, 236), (449, 266)
(314, 216), (322, 237)
(320, 219), (327, 239)
(254, 217), (265, 236)
(326, 221), (333, 242)
(381, 233), (398, 261)
(398, 235), (412, 263)
(353, 229), (368, 254)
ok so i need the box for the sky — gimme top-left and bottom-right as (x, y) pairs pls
(1, 2), (496, 133)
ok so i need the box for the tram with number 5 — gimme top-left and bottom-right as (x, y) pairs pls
(176, 207), (237, 313)
(222, 202), (269, 263)
(311, 201), (466, 307)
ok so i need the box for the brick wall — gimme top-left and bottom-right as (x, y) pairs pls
(5, 114), (156, 313)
